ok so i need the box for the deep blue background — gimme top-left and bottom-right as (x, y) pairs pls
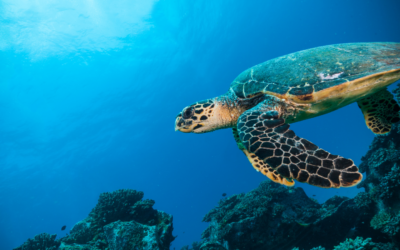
(1, 0), (400, 249)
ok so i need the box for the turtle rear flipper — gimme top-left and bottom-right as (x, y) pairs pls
(236, 101), (363, 188)
(233, 128), (295, 187)
(358, 89), (400, 135)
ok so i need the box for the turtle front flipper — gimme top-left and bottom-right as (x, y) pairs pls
(236, 103), (363, 188)
(233, 128), (295, 187)
(358, 89), (400, 135)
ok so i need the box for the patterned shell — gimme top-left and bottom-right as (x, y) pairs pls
(230, 43), (400, 99)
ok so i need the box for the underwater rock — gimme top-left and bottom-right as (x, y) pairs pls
(62, 218), (94, 245)
(130, 199), (158, 225)
(356, 84), (400, 244)
(291, 236), (397, 250)
(198, 242), (227, 250)
(181, 241), (201, 250)
(104, 220), (149, 249)
(60, 189), (175, 249)
(196, 177), (398, 250)
(197, 180), (383, 250)
(16, 189), (175, 250)
(329, 236), (396, 250)
(13, 233), (61, 250)
(103, 219), (172, 250)
(88, 189), (145, 235)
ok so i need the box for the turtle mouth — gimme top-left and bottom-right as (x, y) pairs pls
(175, 115), (204, 133)
(175, 116), (193, 133)
(175, 100), (216, 133)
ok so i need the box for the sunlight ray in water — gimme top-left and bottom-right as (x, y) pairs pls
(0, 0), (158, 57)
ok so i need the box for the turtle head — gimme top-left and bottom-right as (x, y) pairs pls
(175, 97), (237, 133)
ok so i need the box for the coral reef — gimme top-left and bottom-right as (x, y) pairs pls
(370, 211), (400, 237)
(370, 211), (392, 230)
(14, 233), (61, 250)
(331, 236), (396, 250)
(15, 189), (175, 250)
(290, 236), (397, 250)
(355, 85), (400, 246)
(104, 220), (156, 249)
(88, 189), (145, 236)
(191, 180), (384, 250)
(181, 241), (201, 250)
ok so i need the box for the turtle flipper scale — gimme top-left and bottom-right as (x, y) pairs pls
(233, 128), (295, 187)
(358, 89), (400, 135)
(237, 103), (363, 188)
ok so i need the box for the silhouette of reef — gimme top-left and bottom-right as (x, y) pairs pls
(355, 83), (400, 246)
(14, 189), (175, 250)
(182, 84), (400, 250)
(180, 180), (388, 250)
(14, 233), (61, 250)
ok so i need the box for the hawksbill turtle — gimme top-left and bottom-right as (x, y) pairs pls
(175, 43), (400, 188)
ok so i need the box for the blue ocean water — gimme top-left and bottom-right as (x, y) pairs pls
(1, 0), (400, 249)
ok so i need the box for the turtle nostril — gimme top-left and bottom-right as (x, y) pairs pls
(182, 107), (194, 119)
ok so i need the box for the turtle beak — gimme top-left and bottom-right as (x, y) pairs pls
(175, 116), (192, 133)
(175, 116), (182, 131)
(175, 119), (182, 132)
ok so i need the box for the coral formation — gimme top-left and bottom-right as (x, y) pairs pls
(370, 211), (400, 237)
(355, 84), (400, 246)
(88, 189), (144, 235)
(371, 211), (392, 230)
(181, 241), (201, 250)
(14, 233), (61, 250)
(191, 180), (385, 250)
(331, 236), (396, 250)
(15, 189), (175, 250)
(104, 220), (154, 249)
(310, 247), (325, 250)
(283, 237), (396, 250)
(180, 175), (398, 250)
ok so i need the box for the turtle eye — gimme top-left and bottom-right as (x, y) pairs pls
(183, 107), (194, 119)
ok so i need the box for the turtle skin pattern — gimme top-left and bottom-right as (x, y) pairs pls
(237, 110), (363, 188)
(233, 127), (295, 186)
(358, 89), (400, 134)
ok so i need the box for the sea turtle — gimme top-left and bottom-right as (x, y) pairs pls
(175, 43), (400, 188)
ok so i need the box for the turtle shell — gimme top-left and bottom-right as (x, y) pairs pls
(230, 43), (400, 100)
